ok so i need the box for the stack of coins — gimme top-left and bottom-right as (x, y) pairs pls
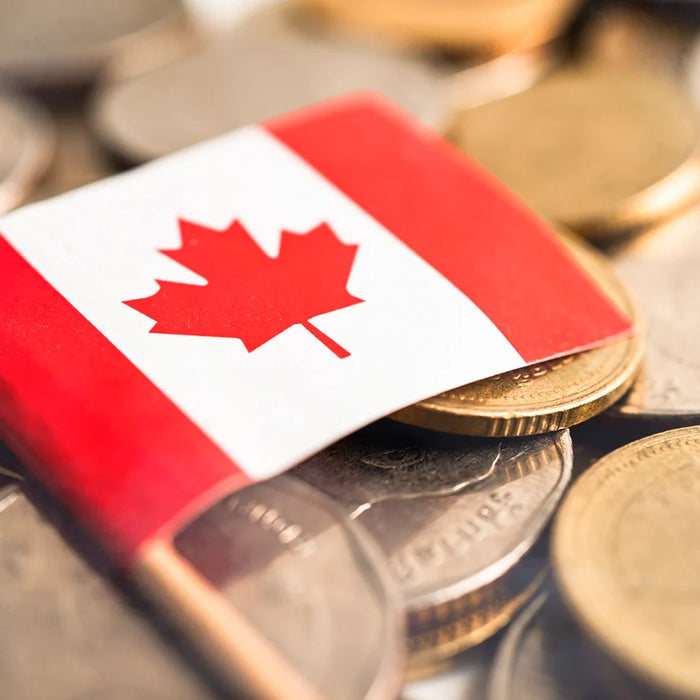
(3, 1), (700, 699)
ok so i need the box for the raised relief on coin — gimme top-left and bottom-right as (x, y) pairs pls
(553, 426), (700, 699)
(174, 475), (404, 700)
(0, 0), (188, 86)
(447, 67), (700, 239)
(292, 422), (571, 672)
(298, 0), (582, 54)
(0, 488), (217, 700)
(91, 4), (448, 163)
(0, 94), (55, 213)
(393, 234), (642, 437)
(610, 205), (700, 419)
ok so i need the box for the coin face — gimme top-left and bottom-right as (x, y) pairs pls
(553, 426), (700, 698)
(292, 422), (571, 671)
(489, 590), (654, 700)
(299, 0), (581, 54)
(0, 0), (186, 86)
(0, 94), (55, 213)
(448, 67), (700, 239)
(173, 474), (404, 700)
(393, 234), (642, 437)
(609, 206), (700, 420)
(91, 4), (448, 163)
(0, 487), (217, 700)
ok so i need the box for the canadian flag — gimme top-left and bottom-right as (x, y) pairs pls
(0, 94), (629, 562)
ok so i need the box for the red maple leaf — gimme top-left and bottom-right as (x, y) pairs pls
(124, 219), (363, 358)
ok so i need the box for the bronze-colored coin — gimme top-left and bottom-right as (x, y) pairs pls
(292, 422), (570, 675)
(91, 4), (448, 164)
(0, 94), (55, 213)
(447, 67), (700, 239)
(299, 0), (582, 54)
(0, 486), (219, 700)
(553, 426), (700, 699)
(393, 234), (642, 437)
(0, 0), (188, 86)
(608, 205), (700, 422)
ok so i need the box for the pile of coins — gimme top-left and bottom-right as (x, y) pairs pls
(2, 0), (700, 698)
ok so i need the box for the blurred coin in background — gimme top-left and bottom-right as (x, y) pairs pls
(292, 422), (571, 675)
(0, 0), (191, 87)
(488, 589), (658, 700)
(91, 4), (448, 163)
(297, 0), (583, 55)
(448, 67), (700, 240)
(578, 3), (693, 76)
(0, 482), (220, 700)
(393, 234), (642, 437)
(163, 474), (404, 700)
(608, 205), (700, 423)
(0, 94), (55, 213)
(553, 426), (700, 699)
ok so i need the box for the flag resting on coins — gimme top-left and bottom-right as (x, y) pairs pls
(0, 93), (632, 561)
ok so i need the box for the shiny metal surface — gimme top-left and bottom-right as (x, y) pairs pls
(174, 474), (404, 700)
(489, 590), (655, 700)
(0, 0), (188, 86)
(92, 4), (448, 163)
(0, 94), (55, 213)
(292, 422), (570, 668)
(0, 487), (219, 700)
(610, 205), (700, 421)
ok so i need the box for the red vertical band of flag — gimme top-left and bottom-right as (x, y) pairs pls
(0, 237), (250, 565)
(266, 94), (631, 362)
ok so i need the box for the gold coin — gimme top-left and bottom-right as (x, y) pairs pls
(447, 67), (700, 239)
(393, 234), (642, 437)
(552, 426), (700, 699)
(407, 552), (547, 679)
(299, 0), (582, 54)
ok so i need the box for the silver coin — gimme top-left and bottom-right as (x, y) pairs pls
(0, 487), (218, 700)
(0, 0), (187, 86)
(292, 423), (571, 666)
(91, 4), (448, 163)
(609, 205), (700, 421)
(173, 474), (404, 700)
(488, 590), (658, 700)
(0, 94), (55, 213)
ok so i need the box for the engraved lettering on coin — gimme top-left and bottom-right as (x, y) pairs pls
(294, 423), (571, 668)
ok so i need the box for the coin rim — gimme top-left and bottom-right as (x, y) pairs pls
(393, 234), (644, 437)
(552, 425), (700, 699)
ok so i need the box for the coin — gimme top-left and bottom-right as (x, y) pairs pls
(0, 94), (55, 213)
(608, 205), (700, 422)
(0, 486), (219, 700)
(553, 426), (700, 699)
(137, 474), (404, 700)
(292, 421), (571, 674)
(29, 109), (113, 203)
(0, 0), (188, 87)
(91, 4), (448, 164)
(488, 590), (658, 700)
(298, 0), (582, 54)
(393, 233), (642, 437)
(447, 67), (700, 239)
